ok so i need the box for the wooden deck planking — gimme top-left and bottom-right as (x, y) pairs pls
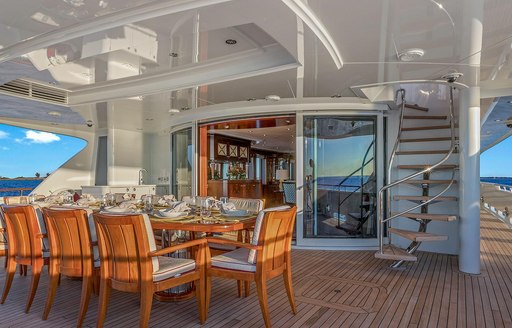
(1, 211), (512, 327)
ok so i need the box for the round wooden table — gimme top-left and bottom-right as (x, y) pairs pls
(150, 214), (257, 302)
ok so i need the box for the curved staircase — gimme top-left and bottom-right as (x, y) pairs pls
(375, 86), (459, 268)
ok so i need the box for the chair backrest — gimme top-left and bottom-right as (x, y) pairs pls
(282, 181), (296, 204)
(2, 205), (47, 262)
(93, 213), (157, 289)
(248, 206), (295, 265)
(3, 196), (28, 205)
(42, 207), (96, 277)
(228, 198), (265, 213)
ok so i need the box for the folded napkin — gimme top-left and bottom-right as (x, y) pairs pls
(77, 193), (97, 205)
(220, 202), (237, 213)
(170, 201), (190, 212)
(118, 200), (137, 210)
(157, 194), (177, 206)
(44, 195), (64, 204)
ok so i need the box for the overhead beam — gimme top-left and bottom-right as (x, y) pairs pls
(0, 0), (232, 64)
(68, 43), (299, 105)
(480, 79), (512, 99)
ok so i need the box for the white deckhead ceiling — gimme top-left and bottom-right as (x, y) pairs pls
(0, 0), (511, 143)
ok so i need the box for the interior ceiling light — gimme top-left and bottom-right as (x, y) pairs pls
(47, 111), (61, 116)
(265, 95), (280, 101)
(397, 48), (425, 62)
(281, 0), (343, 69)
(225, 39), (237, 45)
(0, 0), (234, 64)
(168, 108), (180, 114)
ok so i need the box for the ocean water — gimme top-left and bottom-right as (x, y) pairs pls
(316, 176), (370, 192)
(480, 177), (512, 187)
(0, 179), (42, 197)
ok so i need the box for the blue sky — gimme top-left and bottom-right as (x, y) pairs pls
(480, 135), (512, 177)
(0, 124), (86, 178)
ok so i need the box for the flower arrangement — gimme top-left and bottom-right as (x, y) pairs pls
(227, 164), (246, 180)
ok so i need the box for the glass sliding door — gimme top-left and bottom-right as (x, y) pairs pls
(171, 128), (193, 200)
(303, 116), (377, 239)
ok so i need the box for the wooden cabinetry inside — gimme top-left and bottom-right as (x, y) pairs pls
(207, 180), (262, 199)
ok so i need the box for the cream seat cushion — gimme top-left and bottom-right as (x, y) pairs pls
(211, 248), (256, 272)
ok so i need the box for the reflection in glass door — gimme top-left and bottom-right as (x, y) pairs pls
(171, 128), (193, 200)
(303, 117), (377, 239)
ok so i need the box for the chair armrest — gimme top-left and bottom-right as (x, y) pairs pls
(207, 237), (262, 250)
(149, 238), (207, 257)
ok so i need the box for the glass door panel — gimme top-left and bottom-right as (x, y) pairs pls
(303, 117), (377, 239)
(171, 128), (193, 200)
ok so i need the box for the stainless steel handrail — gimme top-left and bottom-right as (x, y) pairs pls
(377, 84), (457, 254)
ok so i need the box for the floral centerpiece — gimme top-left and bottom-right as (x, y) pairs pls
(227, 164), (246, 180)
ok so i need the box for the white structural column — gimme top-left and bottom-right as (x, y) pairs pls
(458, 0), (483, 274)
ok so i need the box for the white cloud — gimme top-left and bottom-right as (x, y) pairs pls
(24, 130), (60, 144)
(0, 146), (8, 150)
(0, 130), (8, 139)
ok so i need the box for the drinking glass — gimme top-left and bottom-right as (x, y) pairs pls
(200, 199), (211, 218)
(144, 195), (154, 213)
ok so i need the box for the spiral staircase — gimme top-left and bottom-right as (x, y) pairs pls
(375, 86), (459, 268)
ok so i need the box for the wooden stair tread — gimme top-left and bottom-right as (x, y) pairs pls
(388, 228), (448, 242)
(394, 195), (458, 202)
(402, 125), (455, 131)
(403, 115), (447, 120)
(400, 137), (455, 143)
(396, 150), (457, 155)
(392, 212), (458, 221)
(398, 164), (458, 170)
(405, 104), (429, 112)
(375, 245), (417, 261)
(405, 179), (457, 184)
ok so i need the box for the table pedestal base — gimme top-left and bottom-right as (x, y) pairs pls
(154, 285), (195, 302)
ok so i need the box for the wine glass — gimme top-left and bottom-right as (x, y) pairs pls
(200, 199), (211, 218)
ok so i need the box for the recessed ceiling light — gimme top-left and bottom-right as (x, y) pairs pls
(495, 119), (502, 122)
(263, 134), (267, 137)
(285, 120), (291, 123)
(287, 128), (290, 131)
(168, 108), (180, 114)
(397, 48), (425, 62)
(265, 95), (280, 101)
(225, 39), (237, 45)
(47, 111), (61, 117)
(225, 125), (230, 129)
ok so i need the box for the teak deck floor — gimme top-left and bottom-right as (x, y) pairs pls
(0, 210), (511, 327)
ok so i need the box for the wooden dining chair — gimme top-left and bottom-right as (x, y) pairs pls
(0, 205), (49, 313)
(42, 207), (100, 327)
(93, 212), (207, 327)
(206, 206), (297, 328)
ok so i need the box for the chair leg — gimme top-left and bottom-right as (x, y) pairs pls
(255, 278), (272, 328)
(283, 269), (296, 314)
(195, 278), (206, 324)
(237, 280), (243, 298)
(25, 264), (42, 313)
(244, 281), (251, 297)
(42, 263), (60, 320)
(139, 285), (153, 328)
(0, 257), (16, 304)
(77, 275), (93, 328)
(96, 279), (111, 328)
(205, 276), (212, 318)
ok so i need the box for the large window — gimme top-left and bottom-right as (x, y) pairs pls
(171, 128), (193, 200)
(303, 117), (377, 238)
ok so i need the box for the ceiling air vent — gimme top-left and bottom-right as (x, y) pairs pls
(0, 79), (68, 105)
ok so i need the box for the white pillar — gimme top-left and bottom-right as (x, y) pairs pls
(458, 0), (483, 274)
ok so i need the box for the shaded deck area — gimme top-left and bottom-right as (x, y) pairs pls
(1, 210), (511, 327)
